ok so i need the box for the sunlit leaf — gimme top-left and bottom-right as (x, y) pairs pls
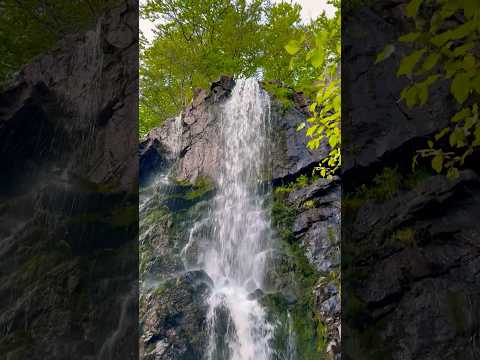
(285, 40), (300, 55)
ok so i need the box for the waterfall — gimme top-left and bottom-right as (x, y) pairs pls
(201, 78), (274, 360)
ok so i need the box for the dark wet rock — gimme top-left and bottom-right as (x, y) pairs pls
(269, 100), (328, 183)
(247, 288), (265, 301)
(139, 130), (170, 186)
(140, 270), (212, 360)
(285, 178), (341, 359)
(345, 170), (480, 359)
(342, 6), (454, 175)
(288, 178), (341, 274)
(315, 278), (341, 359)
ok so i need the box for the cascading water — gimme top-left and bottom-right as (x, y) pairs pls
(200, 78), (274, 360)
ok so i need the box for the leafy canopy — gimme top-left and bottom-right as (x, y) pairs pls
(140, 0), (304, 136)
(286, 1), (341, 178)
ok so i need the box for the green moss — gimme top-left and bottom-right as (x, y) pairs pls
(154, 282), (168, 297)
(262, 292), (326, 360)
(348, 166), (436, 206)
(274, 174), (318, 199)
(185, 176), (215, 200)
(303, 199), (317, 209)
(143, 207), (169, 227)
(393, 227), (416, 247)
(267, 186), (327, 358)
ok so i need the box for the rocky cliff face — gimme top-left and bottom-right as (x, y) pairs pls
(140, 76), (340, 359)
(0, 1), (138, 358)
(140, 76), (327, 185)
(343, 3), (480, 359)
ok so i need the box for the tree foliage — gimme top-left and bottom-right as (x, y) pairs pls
(140, 0), (304, 136)
(0, 0), (116, 83)
(286, 2), (341, 178)
(376, 0), (480, 179)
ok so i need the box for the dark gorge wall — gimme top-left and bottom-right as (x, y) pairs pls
(343, 2), (480, 359)
(0, 1), (138, 358)
(139, 77), (341, 359)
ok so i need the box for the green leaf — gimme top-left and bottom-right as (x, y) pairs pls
(306, 125), (318, 137)
(432, 154), (443, 173)
(310, 49), (325, 68)
(296, 123), (306, 131)
(419, 85), (429, 105)
(452, 42), (475, 57)
(406, 0), (423, 17)
(449, 128), (466, 147)
(473, 75), (480, 94)
(450, 72), (471, 104)
(435, 127), (450, 140)
(329, 134), (339, 147)
(399, 32), (421, 42)
(285, 40), (301, 55)
(451, 108), (471, 122)
(420, 53), (440, 72)
(428, 140), (434, 148)
(463, 0), (479, 18)
(375, 44), (395, 64)
(463, 54), (476, 70)
(401, 85), (419, 108)
(431, 3), (460, 32)
(397, 49), (426, 76)
(431, 21), (474, 47)
(444, 59), (464, 78)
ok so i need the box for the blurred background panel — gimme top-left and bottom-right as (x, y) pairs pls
(0, 1), (139, 359)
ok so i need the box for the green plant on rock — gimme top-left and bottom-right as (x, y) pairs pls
(393, 227), (416, 247)
(286, 3), (341, 178)
(262, 81), (295, 111)
(376, 0), (480, 179)
(269, 185), (327, 358)
(185, 176), (215, 200)
(355, 167), (403, 202)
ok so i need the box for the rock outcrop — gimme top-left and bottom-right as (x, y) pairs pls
(140, 271), (212, 360)
(287, 178), (341, 359)
(139, 76), (327, 184)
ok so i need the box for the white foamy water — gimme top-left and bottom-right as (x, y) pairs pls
(199, 78), (274, 360)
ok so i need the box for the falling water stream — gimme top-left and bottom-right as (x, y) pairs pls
(197, 78), (275, 360)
